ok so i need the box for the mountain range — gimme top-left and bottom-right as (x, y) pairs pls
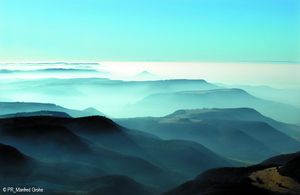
(0, 102), (104, 118)
(2, 78), (299, 123)
(165, 152), (300, 195)
(127, 88), (300, 123)
(1, 73), (299, 194)
(0, 114), (234, 193)
(118, 108), (300, 162)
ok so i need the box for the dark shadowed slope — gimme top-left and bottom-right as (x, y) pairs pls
(69, 116), (234, 177)
(35, 175), (157, 195)
(0, 143), (33, 175)
(0, 120), (91, 156)
(0, 143), (105, 183)
(0, 115), (232, 193)
(0, 143), (30, 165)
(0, 142), (110, 190)
(0, 116), (172, 189)
(128, 88), (300, 123)
(86, 175), (157, 195)
(0, 102), (104, 117)
(118, 108), (300, 162)
(279, 157), (300, 182)
(165, 152), (300, 195)
(121, 117), (277, 162)
(165, 166), (273, 195)
(0, 143), (37, 184)
(261, 151), (300, 166)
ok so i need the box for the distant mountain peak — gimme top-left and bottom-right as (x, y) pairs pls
(132, 70), (163, 81)
(137, 70), (155, 76)
(82, 107), (104, 116)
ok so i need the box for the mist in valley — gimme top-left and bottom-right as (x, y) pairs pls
(1, 0), (299, 193)
(0, 62), (300, 194)
(1, 62), (300, 122)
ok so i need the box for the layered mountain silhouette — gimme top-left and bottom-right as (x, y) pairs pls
(165, 152), (300, 195)
(1, 78), (220, 117)
(0, 110), (71, 118)
(0, 115), (232, 193)
(0, 143), (108, 186)
(128, 88), (300, 123)
(2, 77), (299, 123)
(0, 68), (100, 74)
(219, 84), (300, 108)
(0, 102), (104, 117)
(1, 62), (299, 194)
(118, 108), (300, 162)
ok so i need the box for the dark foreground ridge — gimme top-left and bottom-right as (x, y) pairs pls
(0, 115), (232, 194)
(165, 152), (300, 195)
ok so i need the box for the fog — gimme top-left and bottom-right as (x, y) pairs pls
(1, 62), (300, 194)
(0, 62), (299, 123)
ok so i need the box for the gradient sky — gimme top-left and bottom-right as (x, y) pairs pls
(0, 0), (299, 62)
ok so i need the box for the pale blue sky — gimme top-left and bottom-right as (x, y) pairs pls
(0, 0), (299, 62)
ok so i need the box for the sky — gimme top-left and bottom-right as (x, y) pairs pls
(0, 0), (299, 62)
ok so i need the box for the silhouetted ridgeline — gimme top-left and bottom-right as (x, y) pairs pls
(0, 102), (104, 117)
(128, 88), (300, 123)
(2, 78), (299, 123)
(165, 152), (300, 195)
(0, 100), (299, 194)
(0, 115), (233, 194)
(118, 108), (300, 163)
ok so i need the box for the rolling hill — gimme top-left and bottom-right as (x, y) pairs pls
(128, 88), (300, 123)
(0, 78), (220, 117)
(118, 108), (300, 162)
(165, 152), (300, 195)
(0, 102), (104, 117)
(0, 115), (232, 193)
